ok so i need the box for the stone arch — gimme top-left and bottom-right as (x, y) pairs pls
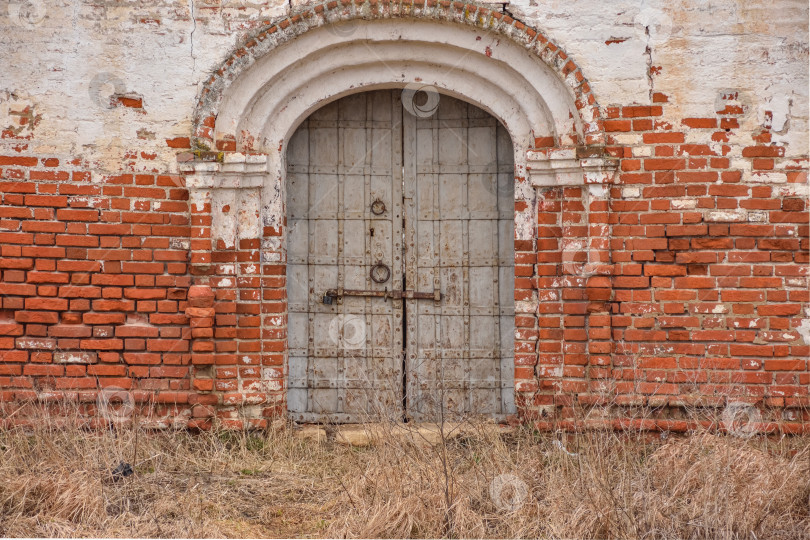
(192, 0), (606, 156)
(187, 1), (615, 239)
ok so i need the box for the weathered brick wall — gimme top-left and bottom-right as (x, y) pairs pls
(525, 100), (809, 432)
(0, 162), (196, 426)
(0, 0), (807, 430)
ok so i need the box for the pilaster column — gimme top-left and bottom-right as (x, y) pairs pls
(179, 152), (276, 428)
(523, 147), (617, 426)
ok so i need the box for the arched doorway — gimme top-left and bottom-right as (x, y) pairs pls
(182, 3), (617, 426)
(286, 90), (515, 422)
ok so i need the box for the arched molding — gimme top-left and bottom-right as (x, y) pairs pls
(192, 0), (607, 153)
(185, 1), (617, 244)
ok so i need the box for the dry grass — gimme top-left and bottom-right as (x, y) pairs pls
(0, 407), (808, 538)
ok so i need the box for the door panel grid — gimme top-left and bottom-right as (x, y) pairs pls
(287, 90), (515, 423)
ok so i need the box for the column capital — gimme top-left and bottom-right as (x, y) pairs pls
(178, 152), (269, 189)
(527, 147), (618, 187)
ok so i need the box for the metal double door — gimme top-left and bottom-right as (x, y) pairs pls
(287, 90), (515, 423)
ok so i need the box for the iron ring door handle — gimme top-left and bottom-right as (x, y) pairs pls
(370, 262), (391, 284)
(371, 199), (386, 215)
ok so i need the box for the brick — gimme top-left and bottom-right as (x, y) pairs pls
(116, 325), (160, 338)
(741, 146), (785, 158)
(83, 312), (126, 325)
(673, 277), (716, 288)
(681, 118), (717, 128)
(613, 276), (649, 288)
(123, 352), (161, 364)
(0, 283), (37, 295)
(667, 225), (707, 236)
(758, 238), (799, 250)
(55, 234), (99, 247)
(87, 365), (127, 376)
(644, 265), (686, 277)
(55, 208), (100, 222)
(92, 300), (136, 312)
(54, 351), (98, 364)
(0, 323), (24, 336)
(26, 272), (69, 284)
(0, 232), (33, 244)
(24, 297), (69, 311)
(730, 344), (773, 356)
(757, 304), (801, 316)
(604, 119), (631, 132)
(643, 132), (685, 144)
(124, 288), (167, 300)
(80, 339), (123, 350)
(55, 378), (96, 389)
(146, 339), (189, 352)
(23, 365), (64, 376)
(21, 246), (65, 258)
(15, 336), (56, 349)
(24, 195), (68, 207)
(58, 286), (102, 299)
(165, 137), (191, 148)
(0, 258), (34, 270)
(691, 238), (732, 249)
(0, 350), (28, 362)
(645, 158), (686, 171)
(14, 311), (59, 324)
(765, 359), (806, 371)
(622, 106), (662, 117)
(677, 172), (717, 183)
(0, 156), (37, 166)
(48, 325), (92, 338)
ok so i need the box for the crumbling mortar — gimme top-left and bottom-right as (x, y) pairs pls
(643, 24), (654, 102)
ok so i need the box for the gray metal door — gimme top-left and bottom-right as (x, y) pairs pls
(286, 90), (515, 423)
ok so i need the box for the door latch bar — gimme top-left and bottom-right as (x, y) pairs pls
(323, 287), (442, 303)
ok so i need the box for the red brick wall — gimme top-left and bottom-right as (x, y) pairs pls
(0, 157), (197, 426)
(515, 95), (809, 433)
(2, 91), (807, 431)
(0, 2), (807, 432)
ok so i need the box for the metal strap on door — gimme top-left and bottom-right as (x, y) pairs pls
(323, 287), (442, 303)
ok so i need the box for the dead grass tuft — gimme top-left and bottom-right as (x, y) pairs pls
(0, 406), (807, 538)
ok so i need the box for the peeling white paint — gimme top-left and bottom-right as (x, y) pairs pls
(588, 185), (607, 198)
(0, 0), (804, 170)
(747, 172), (787, 184)
(671, 199), (696, 210)
(797, 319), (810, 345)
(706, 210), (747, 222)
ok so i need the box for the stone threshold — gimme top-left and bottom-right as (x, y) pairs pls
(292, 422), (517, 447)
